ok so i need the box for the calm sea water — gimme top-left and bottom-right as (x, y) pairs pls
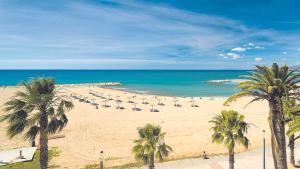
(0, 70), (250, 96)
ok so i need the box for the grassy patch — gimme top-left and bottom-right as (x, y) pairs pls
(107, 162), (143, 169)
(105, 156), (123, 161)
(0, 147), (60, 169)
(85, 161), (143, 169)
(84, 163), (99, 169)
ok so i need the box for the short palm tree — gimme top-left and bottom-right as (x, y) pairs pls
(0, 78), (73, 169)
(210, 110), (249, 169)
(132, 124), (172, 169)
(224, 63), (300, 169)
(283, 98), (300, 166)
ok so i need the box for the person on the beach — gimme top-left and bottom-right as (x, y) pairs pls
(203, 151), (209, 159)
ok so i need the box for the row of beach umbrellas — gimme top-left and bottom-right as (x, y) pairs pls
(70, 90), (201, 112)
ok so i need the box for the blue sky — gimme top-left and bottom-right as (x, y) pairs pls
(0, 0), (299, 69)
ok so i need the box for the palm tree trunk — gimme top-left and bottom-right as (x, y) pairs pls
(39, 111), (48, 169)
(229, 148), (234, 169)
(288, 134), (295, 166)
(149, 153), (155, 169)
(31, 140), (36, 147)
(269, 99), (287, 169)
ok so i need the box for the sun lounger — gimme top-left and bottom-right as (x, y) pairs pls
(150, 109), (159, 112)
(174, 103), (182, 107)
(158, 102), (165, 106)
(132, 107), (142, 111)
(116, 106), (125, 109)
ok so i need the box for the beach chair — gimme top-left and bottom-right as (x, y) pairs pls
(150, 104), (159, 112)
(127, 97), (134, 103)
(102, 100), (111, 108)
(108, 94), (113, 100)
(150, 108), (159, 112)
(157, 98), (165, 106)
(173, 100), (181, 107)
(132, 103), (142, 111)
(191, 99), (199, 107)
(115, 100), (125, 109)
(142, 98), (149, 104)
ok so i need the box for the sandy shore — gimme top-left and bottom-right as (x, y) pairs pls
(0, 84), (270, 168)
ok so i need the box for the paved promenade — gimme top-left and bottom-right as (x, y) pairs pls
(138, 145), (299, 169)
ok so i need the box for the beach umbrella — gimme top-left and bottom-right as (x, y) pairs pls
(174, 99), (178, 107)
(103, 99), (109, 107)
(128, 96), (134, 103)
(115, 96), (122, 102)
(191, 99), (195, 107)
(142, 98), (147, 104)
(133, 103), (137, 111)
(150, 103), (155, 112)
(116, 100), (122, 108)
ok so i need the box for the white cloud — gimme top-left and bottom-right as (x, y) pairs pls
(248, 42), (255, 46)
(255, 46), (265, 50)
(255, 57), (263, 62)
(242, 42), (264, 51)
(218, 53), (224, 57)
(226, 53), (240, 60)
(231, 47), (246, 52)
(297, 48), (300, 51)
(282, 51), (287, 55)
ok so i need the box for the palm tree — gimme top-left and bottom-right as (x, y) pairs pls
(209, 110), (249, 169)
(283, 98), (300, 167)
(224, 63), (300, 169)
(132, 124), (172, 169)
(287, 118), (300, 167)
(0, 78), (73, 169)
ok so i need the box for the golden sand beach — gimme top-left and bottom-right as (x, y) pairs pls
(0, 84), (270, 168)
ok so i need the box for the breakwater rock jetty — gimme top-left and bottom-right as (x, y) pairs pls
(206, 79), (248, 84)
(58, 82), (122, 87)
(97, 82), (122, 86)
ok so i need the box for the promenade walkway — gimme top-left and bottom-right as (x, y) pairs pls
(138, 145), (300, 169)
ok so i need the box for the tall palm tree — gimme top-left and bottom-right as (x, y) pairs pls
(132, 124), (172, 169)
(224, 63), (300, 169)
(209, 110), (249, 169)
(0, 78), (73, 169)
(283, 98), (300, 167)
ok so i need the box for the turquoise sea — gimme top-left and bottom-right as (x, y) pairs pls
(0, 70), (250, 96)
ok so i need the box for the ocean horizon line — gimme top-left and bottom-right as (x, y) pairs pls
(0, 69), (253, 71)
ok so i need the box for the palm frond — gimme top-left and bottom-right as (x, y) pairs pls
(24, 125), (40, 140)
(7, 120), (26, 138)
(224, 92), (250, 106)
